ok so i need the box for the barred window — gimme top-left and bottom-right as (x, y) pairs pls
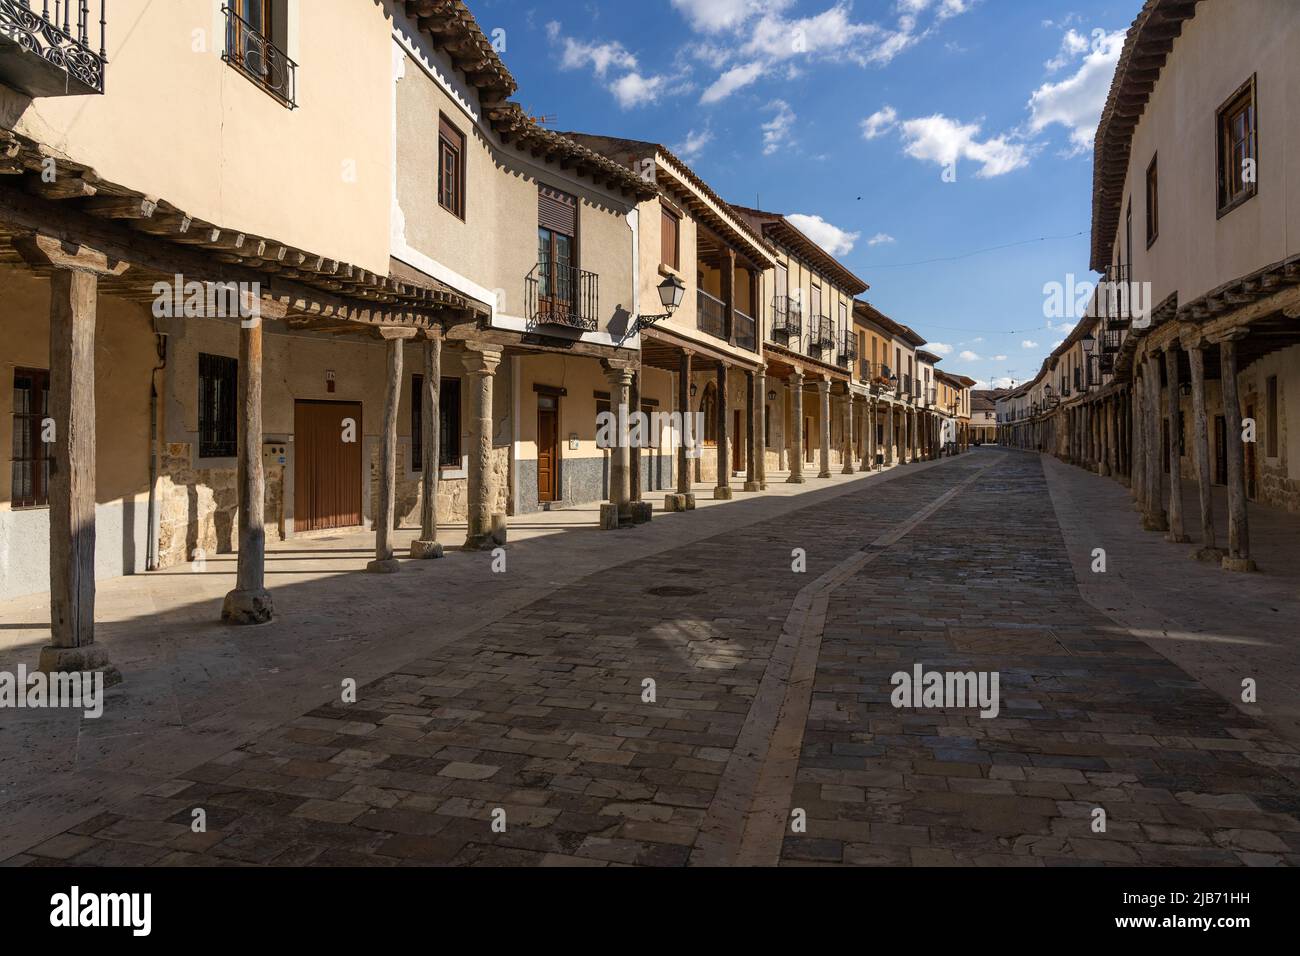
(198, 353), (239, 459)
(10, 368), (50, 508)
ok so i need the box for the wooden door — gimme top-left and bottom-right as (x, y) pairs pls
(294, 400), (363, 532)
(537, 398), (559, 502)
(732, 409), (743, 473)
(1214, 415), (1227, 484)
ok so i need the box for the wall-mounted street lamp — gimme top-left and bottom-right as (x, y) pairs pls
(690, 382), (698, 398)
(767, 389), (777, 402)
(636, 274), (686, 330)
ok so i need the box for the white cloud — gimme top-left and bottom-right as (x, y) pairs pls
(1053, 338), (1065, 348)
(785, 213), (861, 256)
(1053, 320), (1076, 333)
(936, 0), (971, 20)
(611, 72), (673, 108)
(675, 128), (714, 162)
(992, 354), (1008, 361)
(1028, 29), (1126, 154)
(899, 114), (1030, 178)
(1021, 339), (1039, 349)
(1045, 28), (1091, 72)
(547, 22), (638, 77)
(867, 232), (896, 246)
(959, 350), (981, 362)
(670, 0), (784, 34)
(760, 100), (796, 155)
(928, 342), (954, 355)
(700, 61), (765, 104)
(861, 105), (899, 140)
(973, 376), (1016, 390)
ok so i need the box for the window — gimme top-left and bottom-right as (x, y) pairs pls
(660, 205), (680, 270)
(1266, 375), (1278, 458)
(224, 0), (295, 107)
(438, 114), (467, 219)
(198, 353), (239, 459)
(439, 379), (461, 466)
(538, 186), (578, 317)
(1217, 76), (1258, 216)
(1125, 200), (1132, 274)
(10, 368), (50, 508)
(1146, 154), (1159, 246)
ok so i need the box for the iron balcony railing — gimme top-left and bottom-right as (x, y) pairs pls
(697, 289), (726, 341)
(525, 263), (600, 332)
(734, 309), (756, 352)
(223, 4), (297, 108)
(808, 315), (835, 352)
(837, 332), (857, 367)
(770, 296), (802, 340)
(1098, 262), (1134, 329)
(926, 385), (937, 407)
(1101, 327), (1122, 353)
(902, 373), (913, 402)
(0, 0), (106, 96)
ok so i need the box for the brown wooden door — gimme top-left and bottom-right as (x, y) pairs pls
(732, 409), (743, 473)
(1245, 403), (1256, 499)
(537, 402), (559, 502)
(294, 400), (363, 532)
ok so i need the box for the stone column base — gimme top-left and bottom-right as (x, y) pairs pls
(1141, 513), (1169, 533)
(599, 503), (621, 530)
(409, 540), (445, 559)
(841, 462), (855, 475)
(714, 486), (733, 500)
(631, 501), (653, 524)
(786, 474), (806, 484)
(1222, 556), (1258, 573)
(221, 588), (275, 626)
(818, 470), (832, 478)
(1193, 546), (1225, 563)
(743, 481), (761, 492)
(38, 644), (122, 687)
(365, 558), (402, 574)
(1165, 532), (1191, 544)
(664, 494), (686, 512)
(464, 520), (507, 551)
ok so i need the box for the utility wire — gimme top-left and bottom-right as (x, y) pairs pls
(864, 231), (1087, 269)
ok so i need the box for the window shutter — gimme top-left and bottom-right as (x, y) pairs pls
(539, 186), (577, 236)
(660, 206), (679, 268)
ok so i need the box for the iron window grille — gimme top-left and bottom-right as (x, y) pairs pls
(198, 352), (239, 459)
(222, 3), (297, 109)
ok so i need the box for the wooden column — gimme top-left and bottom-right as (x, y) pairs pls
(368, 329), (413, 573)
(1217, 332), (1255, 571)
(1184, 338), (1221, 561)
(18, 239), (127, 677)
(411, 331), (444, 559)
(1132, 376), (1145, 506)
(629, 368), (643, 502)
(676, 350), (693, 496)
(1164, 346), (1189, 543)
(743, 369), (759, 491)
(1142, 352), (1168, 532)
(723, 248), (737, 346)
(715, 363), (732, 499)
(755, 368), (768, 490)
(464, 345), (504, 550)
(787, 373), (805, 483)
(817, 378), (832, 477)
(841, 389), (855, 474)
(885, 401), (895, 465)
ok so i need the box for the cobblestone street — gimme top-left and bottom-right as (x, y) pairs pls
(5, 451), (1299, 867)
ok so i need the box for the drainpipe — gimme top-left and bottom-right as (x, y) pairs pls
(145, 325), (168, 571)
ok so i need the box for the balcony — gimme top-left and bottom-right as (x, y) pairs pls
(1098, 263), (1134, 330)
(770, 296), (802, 341)
(525, 263), (600, 332)
(925, 385), (937, 407)
(697, 289), (726, 341)
(0, 0), (106, 96)
(808, 315), (835, 354)
(734, 308), (756, 352)
(223, 3), (297, 109)
(837, 332), (857, 368)
(1101, 327), (1122, 353)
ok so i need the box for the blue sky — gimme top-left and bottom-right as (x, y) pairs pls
(470, 0), (1137, 389)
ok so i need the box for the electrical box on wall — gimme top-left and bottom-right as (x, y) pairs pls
(263, 442), (288, 468)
